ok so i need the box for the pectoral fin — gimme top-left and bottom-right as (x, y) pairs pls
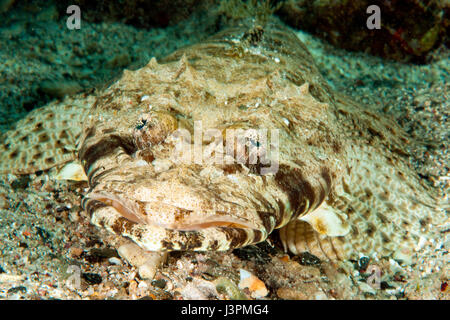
(299, 203), (350, 237)
(53, 162), (87, 181)
(0, 95), (95, 175)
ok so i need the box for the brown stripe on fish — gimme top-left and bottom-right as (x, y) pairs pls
(82, 198), (107, 217)
(275, 199), (289, 225)
(83, 126), (96, 141)
(159, 228), (253, 251)
(80, 134), (135, 170)
(160, 238), (176, 251)
(274, 164), (330, 222)
(248, 229), (265, 245)
(221, 227), (263, 249)
(257, 211), (276, 234)
(79, 134), (136, 185)
(321, 167), (332, 188)
(87, 167), (118, 187)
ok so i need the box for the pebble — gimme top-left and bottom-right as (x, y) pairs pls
(86, 248), (119, 263)
(8, 286), (27, 294)
(108, 257), (123, 266)
(11, 176), (31, 190)
(297, 252), (321, 266)
(214, 277), (246, 300)
(118, 242), (167, 280)
(277, 288), (308, 300)
(314, 291), (329, 300)
(179, 278), (219, 300)
(415, 236), (428, 251)
(69, 247), (84, 258)
(358, 256), (370, 271)
(138, 263), (159, 280)
(68, 210), (79, 222)
(138, 281), (148, 289)
(0, 274), (25, 282)
(238, 269), (268, 299)
(0, 194), (7, 209)
(151, 279), (167, 289)
(389, 259), (406, 275)
(358, 282), (378, 295)
(179, 283), (207, 300)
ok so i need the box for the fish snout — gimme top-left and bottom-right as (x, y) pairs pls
(83, 179), (273, 251)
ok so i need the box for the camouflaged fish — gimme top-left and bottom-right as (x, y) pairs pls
(0, 8), (446, 264)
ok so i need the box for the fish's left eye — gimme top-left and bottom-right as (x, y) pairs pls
(136, 119), (147, 130)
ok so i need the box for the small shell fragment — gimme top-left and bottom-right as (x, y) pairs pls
(238, 269), (268, 299)
(0, 274), (25, 283)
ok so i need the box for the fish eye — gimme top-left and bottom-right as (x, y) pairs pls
(135, 119), (147, 130)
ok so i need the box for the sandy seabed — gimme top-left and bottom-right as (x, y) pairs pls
(0, 4), (448, 300)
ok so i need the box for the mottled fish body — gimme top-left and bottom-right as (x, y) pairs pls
(0, 13), (446, 264)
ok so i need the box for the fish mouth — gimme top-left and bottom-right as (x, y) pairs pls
(87, 190), (263, 232)
(82, 150), (274, 250)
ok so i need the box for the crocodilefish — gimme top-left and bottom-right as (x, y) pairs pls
(0, 2), (446, 265)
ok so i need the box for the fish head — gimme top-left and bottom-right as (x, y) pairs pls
(77, 57), (341, 252)
(79, 108), (280, 251)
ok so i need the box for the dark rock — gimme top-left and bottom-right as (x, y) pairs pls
(358, 256), (371, 271)
(151, 279), (167, 289)
(85, 248), (119, 264)
(233, 241), (277, 264)
(82, 272), (102, 285)
(85, 237), (103, 248)
(380, 281), (395, 290)
(36, 226), (51, 244)
(11, 176), (31, 190)
(19, 241), (28, 248)
(295, 252), (321, 266)
(278, 0), (448, 63)
(8, 286), (27, 294)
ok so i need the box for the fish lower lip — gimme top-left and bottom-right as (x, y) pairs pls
(161, 219), (260, 231)
(87, 192), (147, 224)
(87, 192), (261, 231)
